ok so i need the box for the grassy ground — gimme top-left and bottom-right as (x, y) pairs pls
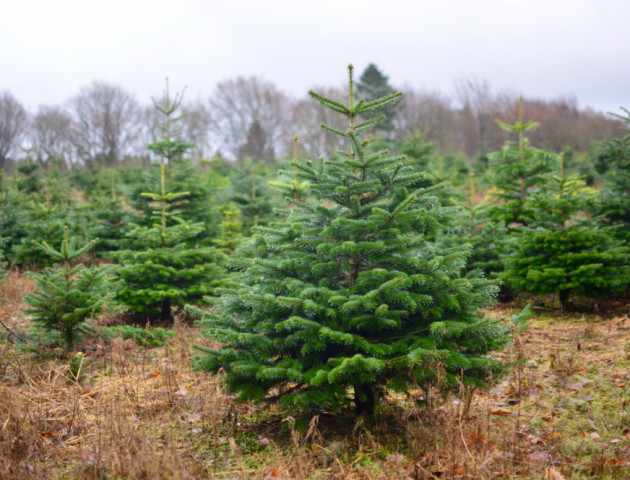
(1, 269), (629, 479)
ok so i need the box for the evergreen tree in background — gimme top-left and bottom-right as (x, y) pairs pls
(191, 65), (517, 417)
(595, 107), (630, 243)
(22, 227), (117, 350)
(89, 171), (133, 257)
(223, 162), (279, 232)
(238, 120), (274, 163)
(356, 63), (401, 136)
(442, 172), (505, 278)
(12, 198), (69, 268)
(0, 170), (24, 263)
(503, 155), (630, 310)
(212, 203), (244, 254)
(488, 98), (555, 226)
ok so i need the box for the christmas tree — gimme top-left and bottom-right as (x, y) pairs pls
(504, 155), (630, 310)
(595, 107), (630, 243)
(22, 227), (117, 350)
(191, 66), (516, 416)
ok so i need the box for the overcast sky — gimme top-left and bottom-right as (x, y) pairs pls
(1, 0), (629, 114)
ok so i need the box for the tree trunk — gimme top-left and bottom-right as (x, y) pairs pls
(160, 298), (173, 325)
(354, 384), (376, 417)
(559, 289), (571, 312)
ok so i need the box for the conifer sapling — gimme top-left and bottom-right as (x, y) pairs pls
(23, 227), (117, 350)
(190, 65), (521, 417)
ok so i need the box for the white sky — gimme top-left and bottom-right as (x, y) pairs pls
(1, 0), (629, 113)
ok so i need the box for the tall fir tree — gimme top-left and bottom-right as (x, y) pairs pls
(190, 65), (518, 417)
(503, 155), (630, 310)
(488, 97), (555, 226)
(129, 81), (220, 244)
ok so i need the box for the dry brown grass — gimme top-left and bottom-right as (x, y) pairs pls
(1, 270), (629, 479)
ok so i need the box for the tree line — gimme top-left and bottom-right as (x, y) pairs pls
(0, 64), (623, 171)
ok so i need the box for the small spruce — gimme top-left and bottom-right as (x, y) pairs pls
(190, 65), (519, 417)
(23, 227), (116, 350)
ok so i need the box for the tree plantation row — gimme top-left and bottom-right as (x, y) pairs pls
(0, 64), (623, 171)
(0, 66), (629, 419)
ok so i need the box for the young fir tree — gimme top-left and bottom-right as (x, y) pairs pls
(223, 162), (279, 232)
(90, 172), (133, 257)
(503, 155), (630, 311)
(115, 165), (224, 324)
(594, 107), (630, 243)
(442, 172), (505, 278)
(12, 197), (69, 268)
(212, 203), (245, 254)
(22, 227), (116, 350)
(488, 97), (555, 226)
(190, 66), (518, 417)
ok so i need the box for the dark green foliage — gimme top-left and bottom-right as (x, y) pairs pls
(594, 107), (630, 242)
(99, 325), (175, 347)
(15, 162), (42, 194)
(191, 65), (516, 417)
(503, 157), (630, 310)
(0, 171), (27, 262)
(22, 227), (117, 350)
(11, 200), (69, 267)
(89, 173), (133, 257)
(441, 173), (505, 279)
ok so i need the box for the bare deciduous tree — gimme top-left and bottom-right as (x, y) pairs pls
(69, 82), (140, 166)
(208, 76), (291, 162)
(0, 91), (29, 169)
(30, 105), (75, 165)
(181, 100), (212, 159)
(394, 86), (458, 153)
(291, 87), (347, 159)
(455, 76), (495, 157)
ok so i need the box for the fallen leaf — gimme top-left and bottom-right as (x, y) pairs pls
(544, 467), (567, 479)
(590, 432), (601, 440)
(186, 412), (201, 423)
(491, 408), (511, 417)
